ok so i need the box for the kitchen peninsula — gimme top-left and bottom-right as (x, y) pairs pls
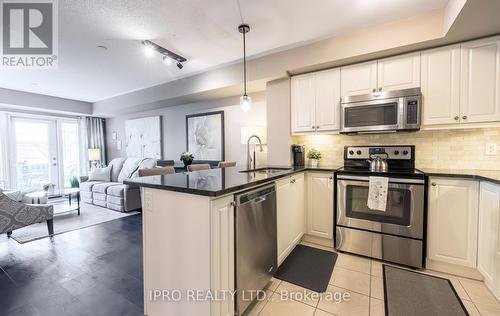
(125, 165), (338, 316)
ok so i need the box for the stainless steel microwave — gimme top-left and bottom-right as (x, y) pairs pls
(340, 88), (421, 134)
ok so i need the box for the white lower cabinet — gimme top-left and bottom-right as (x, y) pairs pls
(277, 173), (305, 265)
(306, 172), (334, 239)
(210, 196), (235, 316)
(427, 177), (479, 268)
(478, 181), (500, 301)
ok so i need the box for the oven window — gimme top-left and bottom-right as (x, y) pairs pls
(345, 103), (398, 128)
(345, 185), (411, 226)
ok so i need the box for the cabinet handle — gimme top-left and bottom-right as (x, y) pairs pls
(290, 179), (296, 184)
(372, 88), (376, 92)
(229, 201), (236, 207)
(378, 87), (382, 91)
(454, 116), (459, 121)
(316, 126), (320, 129)
(329, 176), (333, 180)
(431, 182), (436, 186)
(311, 126), (315, 129)
(462, 115), (468, 120)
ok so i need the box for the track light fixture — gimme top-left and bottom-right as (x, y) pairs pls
(142, 40), (186, 69)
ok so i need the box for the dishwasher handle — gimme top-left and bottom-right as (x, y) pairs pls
(236, 184), (275, 206)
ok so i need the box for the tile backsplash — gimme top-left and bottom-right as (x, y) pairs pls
(293, 128), (500, 170)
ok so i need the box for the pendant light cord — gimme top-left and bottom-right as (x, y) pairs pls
(243, 30), (247, 96)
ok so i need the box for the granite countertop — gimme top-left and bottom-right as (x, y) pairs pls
(124, 165), (340, 197)
(419, 168), (500, 185)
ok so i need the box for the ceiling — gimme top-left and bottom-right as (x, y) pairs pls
(0, 0), (449, 102)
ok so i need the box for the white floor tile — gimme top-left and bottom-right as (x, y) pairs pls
(330, 266), (370, 296)
(317, 285), (370, 316)
(335, 252), (371, 274)
(370, 276), (384, 300)
(259, 292), (316, 316)
(275, 281), (320, 308)
(369, 298), (385, 316)
(459, 278), (499, 306)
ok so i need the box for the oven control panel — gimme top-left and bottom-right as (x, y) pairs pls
(345, 146), (413, 160)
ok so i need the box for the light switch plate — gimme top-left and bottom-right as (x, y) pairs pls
(485, 143), (497, 156)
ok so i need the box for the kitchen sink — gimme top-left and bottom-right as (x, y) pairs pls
(240, 167), (292, 174)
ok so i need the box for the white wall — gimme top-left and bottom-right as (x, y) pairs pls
(105, 93), (267, 167)
(266, 78), (292, 165)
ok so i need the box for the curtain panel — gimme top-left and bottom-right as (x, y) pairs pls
(78, 117), (106, 172)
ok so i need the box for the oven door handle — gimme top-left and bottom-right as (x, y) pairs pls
(336, 174), (424, 184)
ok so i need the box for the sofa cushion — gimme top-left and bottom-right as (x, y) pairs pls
(80, 191), (93, 200)
(117, 158), (141, 183)
(106, 195), (123, 205)
(131, 158), (157, 178)
(88, 166), (112, 182)
(106, 202), (125, 212)
(93, 199), (107, 207)
(106, 184), (129, 197)
(92, 182), (120, 194)
(108, 158), (126, 182)
(80, 181), (101, 192)
(92, 192), (107, 202)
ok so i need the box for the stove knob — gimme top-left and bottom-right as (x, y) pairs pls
(356, 150), (362, 155)
(394, 150), (400, 155)
(403, 150), (409, 155)
(349, 150), (354, 155)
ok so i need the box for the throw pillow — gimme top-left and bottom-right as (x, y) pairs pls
(88, 166), (112, 182)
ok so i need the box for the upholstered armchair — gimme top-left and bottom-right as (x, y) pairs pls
(0, 192), (54, 236)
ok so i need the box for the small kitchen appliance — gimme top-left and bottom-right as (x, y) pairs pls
(335, 145), (425, 268)
(292, 144), (305, 167)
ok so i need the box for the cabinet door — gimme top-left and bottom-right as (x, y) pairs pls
(460, 36), (500, 123)
(289, 173), (305, 245)
(210, 196), (235, 316)
(276, 177), (293, 265)
(478, 182), (499, 287)
(377, 52), (421, 92)
(421, 45), (461, 125)
(291, 74), (316, 133)
(427, 178), (479, 268)
(315, 68), (341, 131)
(306, 172), (334, 239)
(340, 61), (377, 96)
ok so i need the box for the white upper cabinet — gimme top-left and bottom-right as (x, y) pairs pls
(291, 74), (316, 132)
(315, 69), (341, 131)
(340, 61), (377, 96)
(460, 36), (500, 123)
(377, 52), (421, 92)
(291, 68), (341, 134)
(421, 45), (461, 125)
(427, 178), (479, 268)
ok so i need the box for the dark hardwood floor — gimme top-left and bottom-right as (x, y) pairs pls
(0, 214), (143, 316)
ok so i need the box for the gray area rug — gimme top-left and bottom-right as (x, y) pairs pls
(383, 265), (469, 316)
(11, 202), (139, 244)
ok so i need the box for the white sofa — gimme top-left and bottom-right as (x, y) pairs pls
(80, 158), (156, 212)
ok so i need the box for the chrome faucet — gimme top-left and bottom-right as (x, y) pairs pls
(247, 135), (264, 170)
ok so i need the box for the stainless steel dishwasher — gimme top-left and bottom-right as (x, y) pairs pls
(235, 183), (277, 315)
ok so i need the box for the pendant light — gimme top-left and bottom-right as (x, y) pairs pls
(238, 24), (251, 112)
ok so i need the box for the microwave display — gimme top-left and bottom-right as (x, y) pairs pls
(406, 100), (419, 125)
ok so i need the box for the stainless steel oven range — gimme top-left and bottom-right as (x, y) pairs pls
(335, 145), (426, 268)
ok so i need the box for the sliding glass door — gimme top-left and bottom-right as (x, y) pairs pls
(10, 116), (81, 191)
(12, 117), (59, 190)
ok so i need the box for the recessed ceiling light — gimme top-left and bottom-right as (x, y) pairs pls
(96, 45), (108, 50)
(31, 82), (38, 86)
(143, 43), (154, 57)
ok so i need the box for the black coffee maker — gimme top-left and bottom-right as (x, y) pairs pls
(291, 145), (305, 167)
